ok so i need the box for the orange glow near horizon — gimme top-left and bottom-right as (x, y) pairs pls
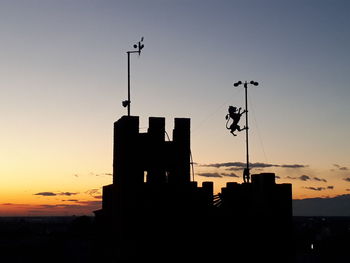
(1, 148), (349, 216)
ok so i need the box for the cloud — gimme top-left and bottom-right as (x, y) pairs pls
(34, 192), (57, 196)
(299, 175), (310, 181)
(286, 175), (309, 181)
(34, 191), (78, 197)
(197, 172), (240, 178)
(343, 177), (350, 182)
(285, 175), (327, 183)
(201, 162), (246, 168)
(34, 192), (78, 196)
(1, 203), (31, 208)
(226, 167), (245, 171)
(201, 162), (307, 169)
(62, 199), (79, 202)
(303, 187), (326, 191)
(197, 172), (222, 178)
(302, 185), (334, 191)
(94, 172), (112, 176)
(333, 164), (349, 171)
(221, 173), (239, 178)
(280, 164), (307, 168)
(85, 189), (101, 197)
(59, 192), (78, 196)
(313, 177), (327, 183)
(75, 200), (102, 206)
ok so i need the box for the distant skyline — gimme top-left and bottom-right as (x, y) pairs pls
(1, 0), (350, 216)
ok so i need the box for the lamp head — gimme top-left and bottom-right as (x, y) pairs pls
(233, 81), (242, 87)
(250, 81), (259, 86)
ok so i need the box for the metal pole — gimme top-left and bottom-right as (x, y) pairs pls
(127, 51), (130, 116)
(123, 38), (144, 115)
(244, 81), (250, 182)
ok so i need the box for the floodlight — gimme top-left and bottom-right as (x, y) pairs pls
(233, 81), (242, 87)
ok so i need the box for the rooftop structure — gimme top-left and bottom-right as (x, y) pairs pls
(94, 115), (293, 262)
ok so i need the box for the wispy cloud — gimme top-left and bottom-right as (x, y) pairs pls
(286, 175), (309, 181)
(197, 172), (239, 178)
(34, 191), (78, 197)
(75, 200), (102, 206)
(197, 172), (222, 178)
(85, 188), (101, 197)
(286, 175), (327, 182)
(333, 164), (349, 171)
(59, 192), (78, 196)
(201, 162), (307, 169)
(299, 175), (310, 181)
(221, 172), (239, 178)
(34, 192), (57, 196)
(313, 177), (327, 183)
(95, 173), (112, 176)
(303, 186), (334, 191)
(280, 164), (307, 168)
(303, 187), (326, 191)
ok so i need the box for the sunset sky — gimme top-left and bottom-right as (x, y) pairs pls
(1, 0), (350, 216)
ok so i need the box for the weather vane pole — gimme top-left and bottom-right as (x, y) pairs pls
(227, 80), (259, 183)
(122, 37), (144, 116)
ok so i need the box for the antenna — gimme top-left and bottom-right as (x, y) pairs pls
(122, 37), (145, 116)
(232, 80), (259, 183)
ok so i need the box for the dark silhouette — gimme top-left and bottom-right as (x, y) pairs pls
(123, 38), (145, 116)
(243, 167), (250, 183)
(232, 80), (259, 184)
(225, 106), (247, 136)
(94, 115), (294, 262)
(3, 115), (345, 263)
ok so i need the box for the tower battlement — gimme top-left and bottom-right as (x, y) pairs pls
(94, 115), (293, 262)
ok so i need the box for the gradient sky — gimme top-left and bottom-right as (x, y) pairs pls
(1, 0), (350, 216)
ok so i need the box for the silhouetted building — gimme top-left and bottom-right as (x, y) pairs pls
(217, 173), (293, 261)
(94, 115), (293, 262)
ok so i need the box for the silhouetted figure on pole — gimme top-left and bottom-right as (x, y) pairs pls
(225, 106), (247, 136)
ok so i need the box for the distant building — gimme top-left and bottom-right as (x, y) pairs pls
(94, 115), (293, 262)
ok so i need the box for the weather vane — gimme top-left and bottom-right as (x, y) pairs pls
(122, 37), (144, 116)
(226, 80), (259, 183)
